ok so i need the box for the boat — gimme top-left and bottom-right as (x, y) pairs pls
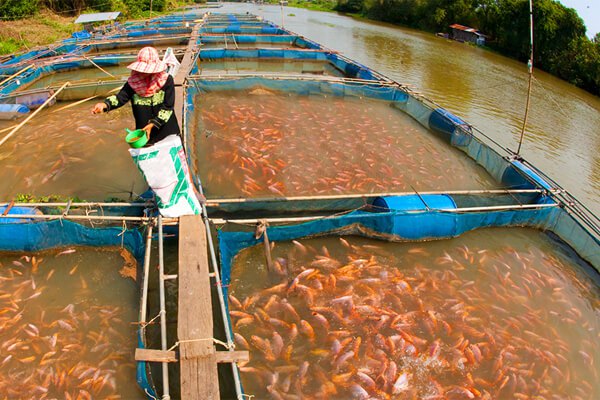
(0, 9), (598, 400)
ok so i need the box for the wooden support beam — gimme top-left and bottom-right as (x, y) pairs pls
(135, 348), (177, 363)
(135, 348), (249, 364)
(178, 214), (220, 400)
(215, 351), (250, 364)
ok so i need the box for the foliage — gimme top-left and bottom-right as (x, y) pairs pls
(287, 0), (337, 12)
(0, 39), (21, 54)
(0, 0), (39, 19)
(333, 0), (599, 95)
(15, 193), (83, 203)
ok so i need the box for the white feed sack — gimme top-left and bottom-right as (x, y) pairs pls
(129, 135), (201, 217)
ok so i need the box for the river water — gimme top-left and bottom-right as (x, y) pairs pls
(204, 3), (599, 215)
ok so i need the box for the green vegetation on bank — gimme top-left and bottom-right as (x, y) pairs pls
(0, 0), (199, 55)
(284, 0), (599, 96)
(334, 0), (599, 96)
(288, 0), (336, 12)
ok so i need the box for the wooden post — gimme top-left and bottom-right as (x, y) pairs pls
(178, 215), (220, 400)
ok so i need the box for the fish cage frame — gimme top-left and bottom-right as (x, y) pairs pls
(0, 10), (598, 400)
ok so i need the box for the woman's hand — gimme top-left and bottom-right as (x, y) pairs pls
(91, 102), (107, 114)
(142, 123), (154, 138)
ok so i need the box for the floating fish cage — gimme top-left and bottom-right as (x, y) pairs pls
(0, 98), (146, 200)
(184, 12), (600, 400)
(194, 49), (384, 80)
(199, 34), (321, 49)
(201, 25), (286, 35)
(0, 213), (157, 398)
(184, 76), (525, 199)
(0, 9), (599, 400)
(79, 36), (189, 56)
(216, 212), (600, 399)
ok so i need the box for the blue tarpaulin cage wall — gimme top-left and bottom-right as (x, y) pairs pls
(0, 55), (135, 96)
(214, 204), (599, 399)
(0, 219), (157, 398)
(199, 34), (322, 50)
(195, 49), (386, 81)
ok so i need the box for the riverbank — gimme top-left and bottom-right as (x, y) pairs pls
(0, 2), (193, 56)
(287, 0), (336, 12)
(0, 10), (75, 55)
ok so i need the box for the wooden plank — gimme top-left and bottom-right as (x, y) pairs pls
(215, 351), (249, 364)
(174, 22), (200, 125)
(136, 347), (248, 364)
(178, 214), (219, 400)
(135, 348), (177, 363)
(175, 23), (200, 86)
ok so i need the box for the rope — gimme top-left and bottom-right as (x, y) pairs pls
(139, 310), (165, 330)
(531, 75), (571, 120)
(118, 219), (128, 248)
(167, 337), (234, 352)
(222, 204), (369, 228)
(238, 395), (255, 400)
(144, 388), (160, 400)
(81, 55), (117, 78)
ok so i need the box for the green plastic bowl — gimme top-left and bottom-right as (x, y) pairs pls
(125, 128), (148, 148)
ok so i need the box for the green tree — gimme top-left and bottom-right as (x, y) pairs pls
(335, 0), (364, 13)
(0, 0), (39, 19)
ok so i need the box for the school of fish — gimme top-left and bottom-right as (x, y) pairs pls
(0, 248), (143, 399)
(228, 231), (600, 399)
(191, 91), (497, 199)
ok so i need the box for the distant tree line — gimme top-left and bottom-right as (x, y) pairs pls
(335, 0), (600, 96)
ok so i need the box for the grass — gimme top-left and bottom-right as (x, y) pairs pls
(0, 1), (195, 56)
(287, 0), (336, 12)
(0, 10), (76, 55)
(0, 39), (20, 55)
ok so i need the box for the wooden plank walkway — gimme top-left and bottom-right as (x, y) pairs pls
(155, 18), (249, 400)
(175, 23), (201, 86)
(178, 214), (220, 400)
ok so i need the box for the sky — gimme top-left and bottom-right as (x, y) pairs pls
(557, 0), (599, 38)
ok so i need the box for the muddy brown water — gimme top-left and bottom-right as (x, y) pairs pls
(0, 100), (146, 201)
(201, 3), (600, 215)
(198, 59), (344, 76)
(15, 66), (131, 92)
(229, 227), (600, 399)
(0, 246), (146, 399)
(190, 90), (497, 199)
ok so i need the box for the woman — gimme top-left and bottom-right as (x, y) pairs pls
(91, 46), (179, 146)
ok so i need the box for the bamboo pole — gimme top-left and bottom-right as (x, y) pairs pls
(210, 203), (559, 225)
(0, 64), (34, 87)
(206, 189), (544, 205)
(0, 82), (70, 148)
(0, 124), (17, 134)
(140, 224), (154, 328)
(51, 86), (120, 113)
(81, 56), (117, 78)
(0, 202), (148, 207)
(200, 203), (244, 400)
(157, 215), (171, 400)
(0, 213), (177, 224)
